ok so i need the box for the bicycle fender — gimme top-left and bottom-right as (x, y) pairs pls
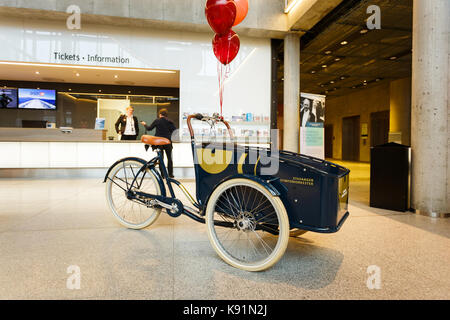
(103, 157), (166, 197)
(103, 157), (147, 183)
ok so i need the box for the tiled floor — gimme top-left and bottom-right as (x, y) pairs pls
(0, 162), (449, 300)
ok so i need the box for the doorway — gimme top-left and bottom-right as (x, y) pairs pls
(325, 124), (333, 158)
(342, 116), (360, 161)
(370, 110), (390, 147)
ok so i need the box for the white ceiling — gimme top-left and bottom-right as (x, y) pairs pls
(0, 62), (180, 88)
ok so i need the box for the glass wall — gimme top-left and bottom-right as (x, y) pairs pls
(0, 80), (180, 141)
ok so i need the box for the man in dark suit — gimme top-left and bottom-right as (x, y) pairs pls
(141, 108), (176, 178)
(300, 98), (316, 127)
(115, 106), (139, 140)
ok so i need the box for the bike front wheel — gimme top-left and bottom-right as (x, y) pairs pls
(205, 178), (290, 272)
(105, 159), (162, 229)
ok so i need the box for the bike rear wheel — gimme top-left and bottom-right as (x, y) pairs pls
(105, 159), (162, 229)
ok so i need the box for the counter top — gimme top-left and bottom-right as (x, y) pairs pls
(0, 127), (107, 142)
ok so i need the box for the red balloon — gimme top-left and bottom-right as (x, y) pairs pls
(205, 0), (237, 35)
(233, 0), (248, 26)
(213, 30), (240, 65)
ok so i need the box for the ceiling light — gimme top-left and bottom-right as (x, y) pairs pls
(376, 78), (381, 82)
(340, 41), (348, 45)
(284, 0), (303, 14)
(330, 81), (335, 84)
(35, 71), (40, 74)
(76, 73), (80, 77)
(114, 75), (118, 78)
(322, 65), (327, 68)
(99, 90), (102, 92)
(311, 70), (316, 74)
(335, 57), (341, 62)
(340, 76), (346, 80)
(390, 56), (397, 60)
(69, 88), (72, 91)
(364, 80), (367, 83)
(0, 61), (177, 74)
(360, 29), (368, 34)
(325, 51), (332, 55)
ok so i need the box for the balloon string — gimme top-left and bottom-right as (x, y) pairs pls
(217, 62), (228, 119)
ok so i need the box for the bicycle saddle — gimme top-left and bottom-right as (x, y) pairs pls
(141, 135), (171, 146)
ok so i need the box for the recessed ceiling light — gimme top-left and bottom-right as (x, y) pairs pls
(114, 75), (118, 78)
(376, 78), (381, 82)
(69, 88), (72, 91)
(37, 87), (40, 89)
(364, 80), (367, 83)
(35, 71), (40, 74)
(311, 70), (316, 74)
(335, 57), (341, 62)
(341, 41), (348, 45)
(330, 81), (335, 84)
(128, 91), (131, 94)
(322, 65), (327, 68)
(99, 90), (102, 92)
(0, 61), (177, 74)
(76, 73), (80, 77)
(390, 56), (397, 60)
(360, 29), (368, 34)
(325, 50), (332, 55)
(340, 76), (346, 80)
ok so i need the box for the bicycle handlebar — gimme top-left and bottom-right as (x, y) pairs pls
(187, 114), (234, 141)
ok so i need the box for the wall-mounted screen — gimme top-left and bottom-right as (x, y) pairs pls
(18, 88), (56, 110)
(0, 88), (18, 109)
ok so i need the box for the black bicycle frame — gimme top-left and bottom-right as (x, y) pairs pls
(109, 145), (279, 234)
(119, 148), (235, 228)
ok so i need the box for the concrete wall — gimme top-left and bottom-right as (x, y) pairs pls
(0, 0), (344, 38)
(325, 82), (391, 162)
(0, 0), (288, 38)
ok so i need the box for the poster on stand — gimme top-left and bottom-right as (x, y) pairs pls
(300, 93), (326, 159)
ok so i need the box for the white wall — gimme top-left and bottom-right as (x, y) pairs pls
(0, 16), (272, 129)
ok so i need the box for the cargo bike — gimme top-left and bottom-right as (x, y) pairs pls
(104, 114), (350, 271)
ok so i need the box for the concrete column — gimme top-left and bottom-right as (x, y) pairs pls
(283, 32), (300, 152)
(411, 0), (449, 217)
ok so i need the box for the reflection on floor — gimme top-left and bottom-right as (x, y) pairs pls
(0, 161), (449, 300)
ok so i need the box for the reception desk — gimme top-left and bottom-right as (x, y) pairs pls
(0, 128), (269, 178)
(0, 141), (194, 169)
